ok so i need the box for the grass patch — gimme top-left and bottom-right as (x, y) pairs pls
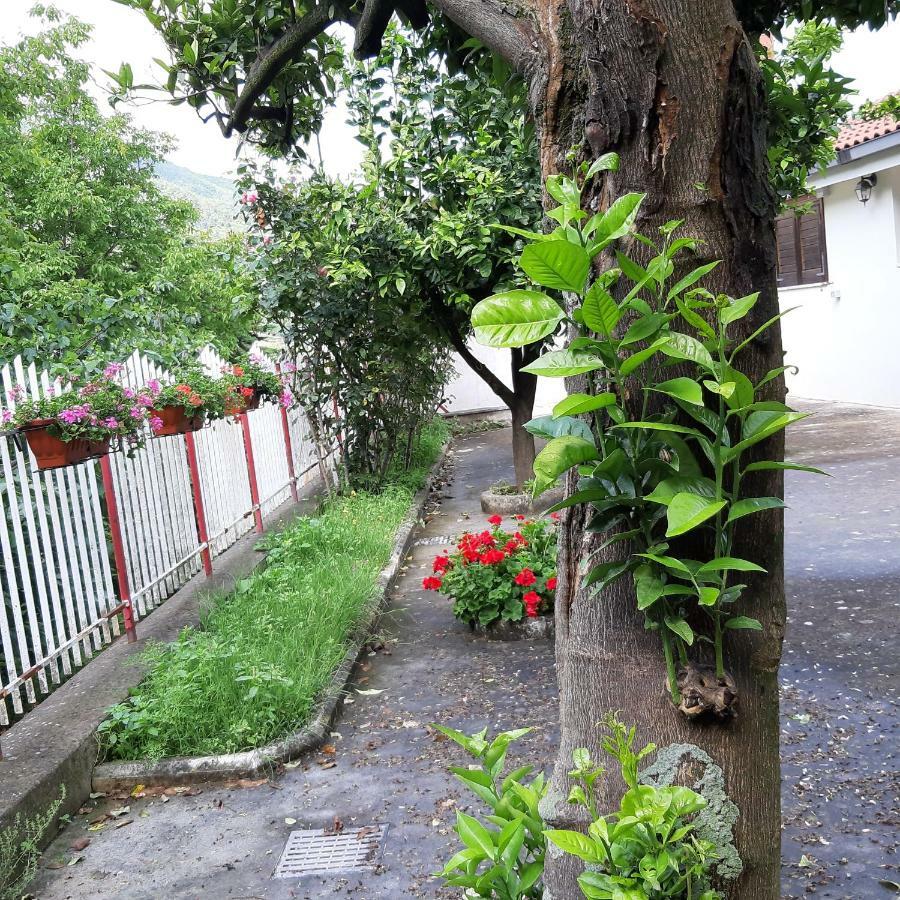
(98, 421), (448, 760)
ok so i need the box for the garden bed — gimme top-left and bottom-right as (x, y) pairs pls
(92, 422), (448, 785)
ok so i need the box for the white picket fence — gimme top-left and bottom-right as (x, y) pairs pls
(0, 348), (329, 731)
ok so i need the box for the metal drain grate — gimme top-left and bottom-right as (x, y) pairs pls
(273, 826), (387, 878)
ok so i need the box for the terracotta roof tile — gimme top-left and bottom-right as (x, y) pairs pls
(835, 114), (900, 151)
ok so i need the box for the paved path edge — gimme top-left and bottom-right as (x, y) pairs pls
(91, 442), (452, 792)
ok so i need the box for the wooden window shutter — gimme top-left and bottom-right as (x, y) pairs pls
(775, 196), (828, 287)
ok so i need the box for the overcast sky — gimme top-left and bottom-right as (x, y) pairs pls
(1, 1), (898, 180)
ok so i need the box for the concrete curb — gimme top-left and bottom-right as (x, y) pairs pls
(91, 442), (451, 791)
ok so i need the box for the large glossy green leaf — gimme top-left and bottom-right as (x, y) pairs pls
(665, 493), (726, 537)
(644, 476), (717, 505)
(650, 377), (703, 406)
(552, 392), (617, 418)
(727, 496), (785, 522)
(660, 332), (715, 371)
(696, 557), (766, 574)
(586, 192), (645, 253)
(533, 436), (599, 495)
(457, 812), (495, 859)
(544, 829), (604, 864)
(742, 460), (829, 476)
(582, 281), (622, 335)
(729, 307), (798, 361)
(666, 261), (719, 300)
(620, 313), (668, 345)
(719, 292), (759, 326)
(524, 415), (594, 444)
(545, 487), (611, 513)
(521, 350), (606, 378)
(614, 421), (705, 438)
(665, 615), (694, 645)
(725, 615), (763, 631)
(675, 296), (716, 339)
(620, 337), (670, 376)
(471, 291), (564, 348)
(585, 152), (620, 180)
(724, 411), (809, 460)
(635, 567), (665, 610)
(520, 240), (590, 292)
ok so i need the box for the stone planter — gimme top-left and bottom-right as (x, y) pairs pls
(476, 615), (555, 642)
(479, 485), (564, 516)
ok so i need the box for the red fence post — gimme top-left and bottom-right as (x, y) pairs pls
(184, 431), (213, 576)
(100, 456), (137, 643)
(276, 364), (299, 502)
(240, 412), (264, 533)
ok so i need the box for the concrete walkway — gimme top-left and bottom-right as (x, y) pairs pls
(30, 406), (899, 899)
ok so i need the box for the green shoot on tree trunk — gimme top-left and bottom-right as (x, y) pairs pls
(470, 155), (825, 717)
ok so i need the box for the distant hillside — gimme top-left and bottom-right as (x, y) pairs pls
(155, 161), (241, 236)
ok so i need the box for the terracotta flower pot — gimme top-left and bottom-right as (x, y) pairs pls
(224, 389), (262, 417)
(150, 405), (204, 437)
(20, 419), (110, 471)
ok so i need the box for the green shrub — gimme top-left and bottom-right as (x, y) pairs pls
(0, 787), (65, 900)
(98, 422), (447, 759)
(426, 516), (558, 627)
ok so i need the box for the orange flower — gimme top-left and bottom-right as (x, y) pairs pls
(233, 366), (245, 377)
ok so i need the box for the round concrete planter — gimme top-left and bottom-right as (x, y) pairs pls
(476, 615), (555, 642)
(479, 486), (564, 516)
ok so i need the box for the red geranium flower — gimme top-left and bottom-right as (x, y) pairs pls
(515, 514), (525, 521)
(433, 555), (451, 573)
(514, 568), (536, 587)
(550, 512), (561, 521)
(546, 576), (558, 591)
(422, 576), (443, 591)
(513, 532), (528, 547)
(523, 590), (541, 617)
(487, 514), (502, 526)
(479, 548), (505, 565)
(503, 540), (519, 554)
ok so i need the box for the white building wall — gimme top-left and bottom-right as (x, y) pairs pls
(443, 343), (566, 416)
(780, 158), (900, 408)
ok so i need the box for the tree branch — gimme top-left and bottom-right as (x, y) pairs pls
(432, 0), (540, 74)
(428, 292), (517, 408)
(228, 2), (353, 135)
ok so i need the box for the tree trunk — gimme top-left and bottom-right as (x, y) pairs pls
(510, 346), (540, 488)
(529, 2), (785, 897)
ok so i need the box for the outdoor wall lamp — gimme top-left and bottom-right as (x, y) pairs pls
(855, 173), (877, 204)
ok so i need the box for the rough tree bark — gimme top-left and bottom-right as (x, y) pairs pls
(519, 2), (785, 897)
(178, 0), (788, 893)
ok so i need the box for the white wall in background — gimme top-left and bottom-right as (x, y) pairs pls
(444, 343), (566, 416)
(780, 154), (900, 408)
